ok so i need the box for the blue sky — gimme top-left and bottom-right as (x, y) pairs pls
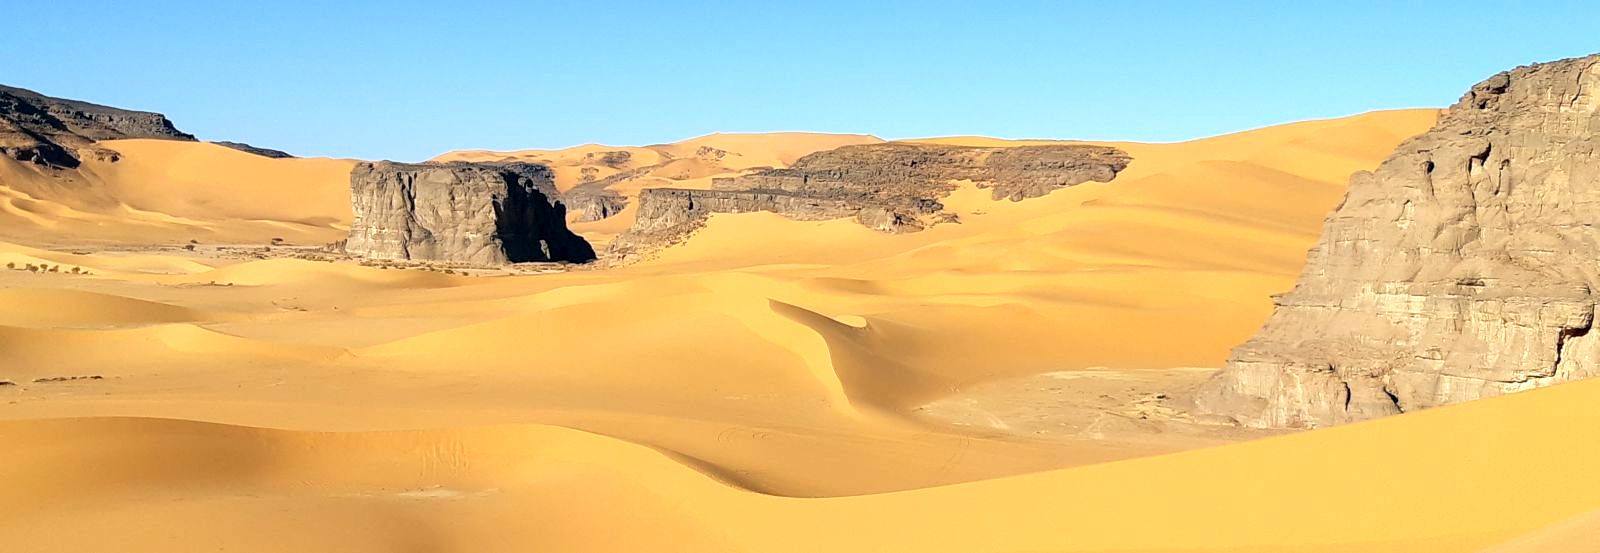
(6, 1), (1597, 161)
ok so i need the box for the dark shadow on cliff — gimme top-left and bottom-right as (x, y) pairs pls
(496, 184), (597, 263)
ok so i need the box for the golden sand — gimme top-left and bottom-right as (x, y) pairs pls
(6, 109), (1576, 552)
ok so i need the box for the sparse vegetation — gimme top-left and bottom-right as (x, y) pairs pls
(32, 375), (104, 383)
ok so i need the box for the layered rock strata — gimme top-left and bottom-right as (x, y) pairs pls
(610, 143), (1129, 253)
(0, 84), (193, 168)
(1196, 54), (1600, 428)
(345, 161), (595, 265)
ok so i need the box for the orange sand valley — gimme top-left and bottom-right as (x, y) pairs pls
(4, 109), (1593, 552)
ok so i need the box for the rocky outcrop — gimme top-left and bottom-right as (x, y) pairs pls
(213, 141), (293, 158)
(0, 84), (194, 168)
(344, 161), (595, 265)
(562, 183), (628, 222)
(610, 143), (1129, 253)
(1196, 54), (1600, 428)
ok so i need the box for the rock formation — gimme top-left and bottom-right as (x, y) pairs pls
(610, 143), (1129, 253)
(213, 141), (293, 158)
(561, 183), (629, 222)
(344, 161), (596, 265)
(0, 84), (194, 168)
(1196, 54), (1600, 428)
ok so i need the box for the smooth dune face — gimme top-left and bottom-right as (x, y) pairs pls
(5, 380), (1599, 553)
(0, 140), (357, 245)
(9, 109), (1582, 553)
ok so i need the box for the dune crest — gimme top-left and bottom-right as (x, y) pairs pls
(5, 108), (1533, 552)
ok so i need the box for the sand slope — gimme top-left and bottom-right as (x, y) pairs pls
(4, 376), (1597, 552)
(0, 140), (356, 245)
(0, 110), (1528, 552)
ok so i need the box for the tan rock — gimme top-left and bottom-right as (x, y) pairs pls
(1197, 54), (1600, 428)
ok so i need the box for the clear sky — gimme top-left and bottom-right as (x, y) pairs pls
(7, 1), (1598, 161)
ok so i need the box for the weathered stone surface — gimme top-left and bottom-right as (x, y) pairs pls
(213, 141), (293, 158)
(1196, 54), (1600, 428)
(0, 84), (193, 168)
(561, 183), (629, 223)
(610, 143), (1129, 253)
(345, 161), (595, 265)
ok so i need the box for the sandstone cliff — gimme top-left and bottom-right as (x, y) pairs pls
(344, 161), (596, 265)
(1196, 54), (1600, 428)
(0, 84), (194, 168)
(610, 143), (1129, 253)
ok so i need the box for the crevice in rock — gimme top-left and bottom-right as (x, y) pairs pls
(1551, 312), (1593, 376)
(1382, 387), (1402, 413)
(1468, 143), (1493, 182)
(1341, 380), (1353, 412)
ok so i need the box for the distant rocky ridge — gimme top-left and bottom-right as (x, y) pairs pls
(1196, 54), (1600, 428)
(344, 161), (596, 265)
(561, 182), (629, 222)
(610, 143), (1130, 254)
(212, 141), (293, 158)
(0, 84), (194, 168)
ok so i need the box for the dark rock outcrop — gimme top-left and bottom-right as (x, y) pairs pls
(609, 143), (1129, 253)
(1196, 54), (1600, 428)
(213, 141), (293, 158)
(0, 84), (194, 168)
(562, 183), (629, 223)
(344, 161), (595, 265)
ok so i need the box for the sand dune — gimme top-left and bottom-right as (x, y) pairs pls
(1, 109), (1525, 551)
(0, 140), (356, 245)
(5, 376), (1598, 552)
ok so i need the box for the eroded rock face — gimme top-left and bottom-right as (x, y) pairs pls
(562, 183), (630, 223)
(610, 143), (1129, 253)
(0, 84), (194, 168)
(345, 161), (595, 265)
(1196, 54), (1600, 428)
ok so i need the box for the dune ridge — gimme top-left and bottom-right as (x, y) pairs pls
(6, 374), (1599, 552)
(6, 109), (1556, 552)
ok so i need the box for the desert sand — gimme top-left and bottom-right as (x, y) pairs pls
(5, 108), (1582, 552)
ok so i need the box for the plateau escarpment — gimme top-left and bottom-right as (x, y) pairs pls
(610, 143), (1130, 253)
(212, 141), (294, 158)
(1197, 54), (1600, 428)
(0, 84), (194, 168)
(344, 161), (596, 265)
